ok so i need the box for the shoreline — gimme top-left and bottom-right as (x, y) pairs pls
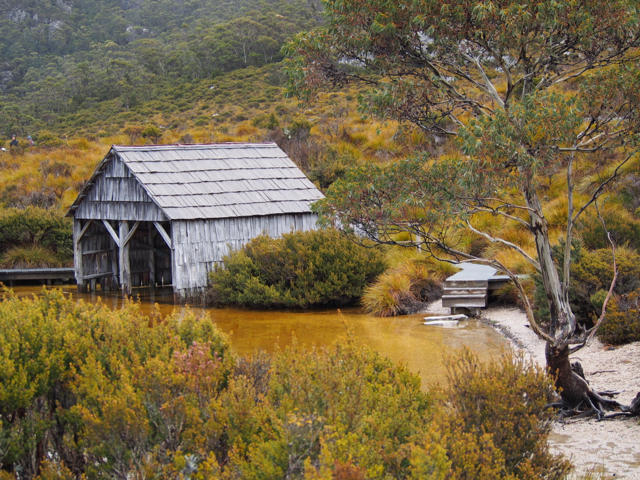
(426, 301), (640, 479)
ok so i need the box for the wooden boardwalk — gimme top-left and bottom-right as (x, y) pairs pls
(442, 264), (510, 315)
(0, 268), (76, 286)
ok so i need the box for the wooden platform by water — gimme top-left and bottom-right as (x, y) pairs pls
(442, 264), (511, 315)
(0, 268), (76, 286)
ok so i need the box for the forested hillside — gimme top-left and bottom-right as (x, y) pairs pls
(0, 0), (321, 137)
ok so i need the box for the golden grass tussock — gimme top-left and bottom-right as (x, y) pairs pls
(0, 143), (104, 210)
(500, 224), (535, 249)
(545, 196), (569, 229)
(489, 245), (537, 275)
(235, 123), (258, 137)
(470, 212), (505, 235)
(361, 271), (414, 317)
(362, 251), (453, 316)
(1, 245), (61, 268)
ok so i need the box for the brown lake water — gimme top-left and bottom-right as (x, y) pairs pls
(6, 285), (509, 389)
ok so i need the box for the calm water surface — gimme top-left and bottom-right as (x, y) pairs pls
(8, 285), (509, 389)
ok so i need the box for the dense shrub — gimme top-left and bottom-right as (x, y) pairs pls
(208, 229), (386, 308)
(430, 349), (572, 479)
(0, 207), (73, 265)
(597, 289), (640, 345)
(34, 131), (63, 148)
(534, 241), (640, 332)
(307, 147), (354, 190)
(234, 338), (432, 479)
(0, 289), (232, 479)
(579, 209), (640, 251)
(0, 291), (569, 479)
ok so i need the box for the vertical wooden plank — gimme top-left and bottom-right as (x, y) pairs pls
(73, 218), (85, 293)
(148, 226), (156, 288)
(170, 222), (177, 294)
(119, 220), (131, 296)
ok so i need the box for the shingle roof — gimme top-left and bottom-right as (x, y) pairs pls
(68, 143), (325, 220)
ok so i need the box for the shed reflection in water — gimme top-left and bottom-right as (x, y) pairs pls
(6, 285), (509, 389)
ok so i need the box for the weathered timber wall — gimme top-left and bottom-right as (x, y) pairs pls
(74, 156), (168, 222)
(172, 213), (318, 300)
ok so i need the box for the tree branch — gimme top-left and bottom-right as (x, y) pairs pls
(465, 221), (540, 270)
(466, 205), (533, 228)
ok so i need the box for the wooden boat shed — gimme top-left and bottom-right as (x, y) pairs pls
(66, 143), (324, 301)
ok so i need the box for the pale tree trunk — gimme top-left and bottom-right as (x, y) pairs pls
(525, 188), (583, 404)
(524, 188), (575, 345)
(524, 188), (620, 410)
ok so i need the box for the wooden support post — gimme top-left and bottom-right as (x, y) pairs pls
(73, 218), (85, 293)
(119, 221), (131, 296)
(109, 233), (119, 291)
(169, 224), (177, 300)
(148, 227), (156, 288)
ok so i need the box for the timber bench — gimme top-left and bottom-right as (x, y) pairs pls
(442, 264), (511, 316)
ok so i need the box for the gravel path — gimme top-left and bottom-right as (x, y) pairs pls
(425, 301), (640, 478)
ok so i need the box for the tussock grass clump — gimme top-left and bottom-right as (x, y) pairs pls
(362, 272), (415, 317)
(1, 245), (60, 268)
(362, 254), (455, 316)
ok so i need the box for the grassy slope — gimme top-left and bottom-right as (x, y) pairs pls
(1, 63), (639, 281)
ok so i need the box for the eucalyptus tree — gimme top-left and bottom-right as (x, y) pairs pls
(285, 0), (640, 414)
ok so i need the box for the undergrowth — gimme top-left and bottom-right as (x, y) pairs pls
(0, 290), (571, 479)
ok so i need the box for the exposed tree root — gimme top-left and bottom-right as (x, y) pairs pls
(550, 374), (639, 421)
(547, 350), (639, 421)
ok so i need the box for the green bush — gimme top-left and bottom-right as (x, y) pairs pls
(34, 130), (63, 148)
(534, 240), (640, 332)
(251, 112), (279, 129)
(141, 124), (162, 144)
(308, 147), (354, 190)
(0, 207), (73, 265)
(598, 289), (640, 345)
(579, 209), (640, 251)
(194, 115), (210, 126)
(430, 349), (572, 479)
(208, 229), (386, 308)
